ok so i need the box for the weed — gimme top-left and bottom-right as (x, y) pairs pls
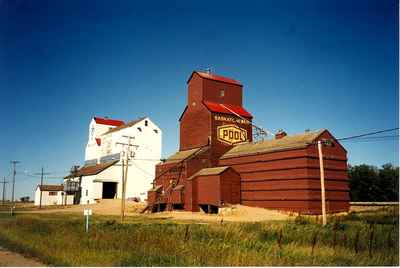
(0, 209), (397, 266)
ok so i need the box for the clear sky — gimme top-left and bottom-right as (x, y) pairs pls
(0, 0), (398, 199)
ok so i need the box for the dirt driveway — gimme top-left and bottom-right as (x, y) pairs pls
(0, 246), (45, 267)
(21, 199), (146, 216)
(17, 199), (293, 222)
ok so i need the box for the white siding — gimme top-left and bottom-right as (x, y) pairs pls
(80, 175), (103, 204)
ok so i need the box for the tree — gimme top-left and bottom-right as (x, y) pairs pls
(348, 163), (399, 202)
(19, 196), (30, 202)
(378, 163), (399, 201)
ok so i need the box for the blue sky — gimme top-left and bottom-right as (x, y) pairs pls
(0, 0), (398, 199)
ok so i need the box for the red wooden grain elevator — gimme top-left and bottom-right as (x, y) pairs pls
(147, 71), (349, 214)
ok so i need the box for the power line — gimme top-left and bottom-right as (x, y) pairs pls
(131, 161), (155, 178)
(220, 103), (273, 141)
(340, 139), (398, 144)
(337, 128), (399, 141)
(352, 134), (399, 139)
(16, 172), (66, 180)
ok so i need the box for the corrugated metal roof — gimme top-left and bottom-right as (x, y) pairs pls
(203, 101), (253, 118)
(188, 166), (230, 180)
(102, 117), (146, 135)
(221, 129), (326, 159)
(64, 160), (118, 179)
(173, 185), (184, 191)
(164, 148), (202, 163)
(37, 185), (64, 191)
(187, 71), (242, 86)
(149, 185), (162, 192)
(94, 117), (124, 127)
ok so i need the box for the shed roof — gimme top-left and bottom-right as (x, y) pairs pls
(173, 184), (184, 191)
(203, 101), (253, 118)
(102, 117), (146, 135)
(187, 71), (242, 86)
(37, 185), (64, 191)
(221, 129), (326, 159)
(64, 160), (118, 179)
(188, 166), (230, 180)
(149, 185), (162, 192)
(163, 147), (203, 163)
(94, 117), (124, 127)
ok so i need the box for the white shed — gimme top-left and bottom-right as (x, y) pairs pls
(34, 185), (73, 206)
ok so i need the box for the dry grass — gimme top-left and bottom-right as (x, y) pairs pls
(0, 207), (397, 266)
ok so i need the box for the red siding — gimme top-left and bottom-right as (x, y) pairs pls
(202, 76), (243, 106)
(195, 168), (241, 208)
(147, 191), (157, 204)
(180, 103), (211, 151)
(242, 179), (348, 191)
(220, 169), (241, 204)
(171, 189), (184, 204)
(197, 175), (221, 206)
(185, 179), (199, 211)
(219, 130), (349, 214)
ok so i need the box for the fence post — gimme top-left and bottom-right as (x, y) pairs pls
(311, 230), (319, 256)
(342, 232), (347, 248)
(184, 225), (190, 242)
(278, 228), (283, 250)
(387, 226), (393, 249)
(368, 223), (375, 258)
(332, 225), (337, 251)
(277, 228), (283, 258)
(354, 229), (360, 254)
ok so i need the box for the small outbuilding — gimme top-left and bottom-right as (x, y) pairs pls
(187, 166), (241, 213)
(34, 185), (74, 206)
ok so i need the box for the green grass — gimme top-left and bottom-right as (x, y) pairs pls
(0, 208), (398, 266)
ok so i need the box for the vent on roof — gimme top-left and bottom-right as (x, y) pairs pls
(275, 129), (287, 139)
(145, 120), (148, 126)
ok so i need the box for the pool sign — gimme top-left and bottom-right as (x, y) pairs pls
(217, 124), (248, 145)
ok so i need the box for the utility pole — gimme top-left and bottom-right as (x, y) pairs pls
(10, 161), (19, 215)
(317, 141), (327, 226)
(1, 177), (8, 205)
(70, 165), (80, 205)
(34, 167), (50, 209)
(116, 135), (138, 222)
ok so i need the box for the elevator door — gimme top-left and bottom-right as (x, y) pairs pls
(102, 182), (117, 199)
